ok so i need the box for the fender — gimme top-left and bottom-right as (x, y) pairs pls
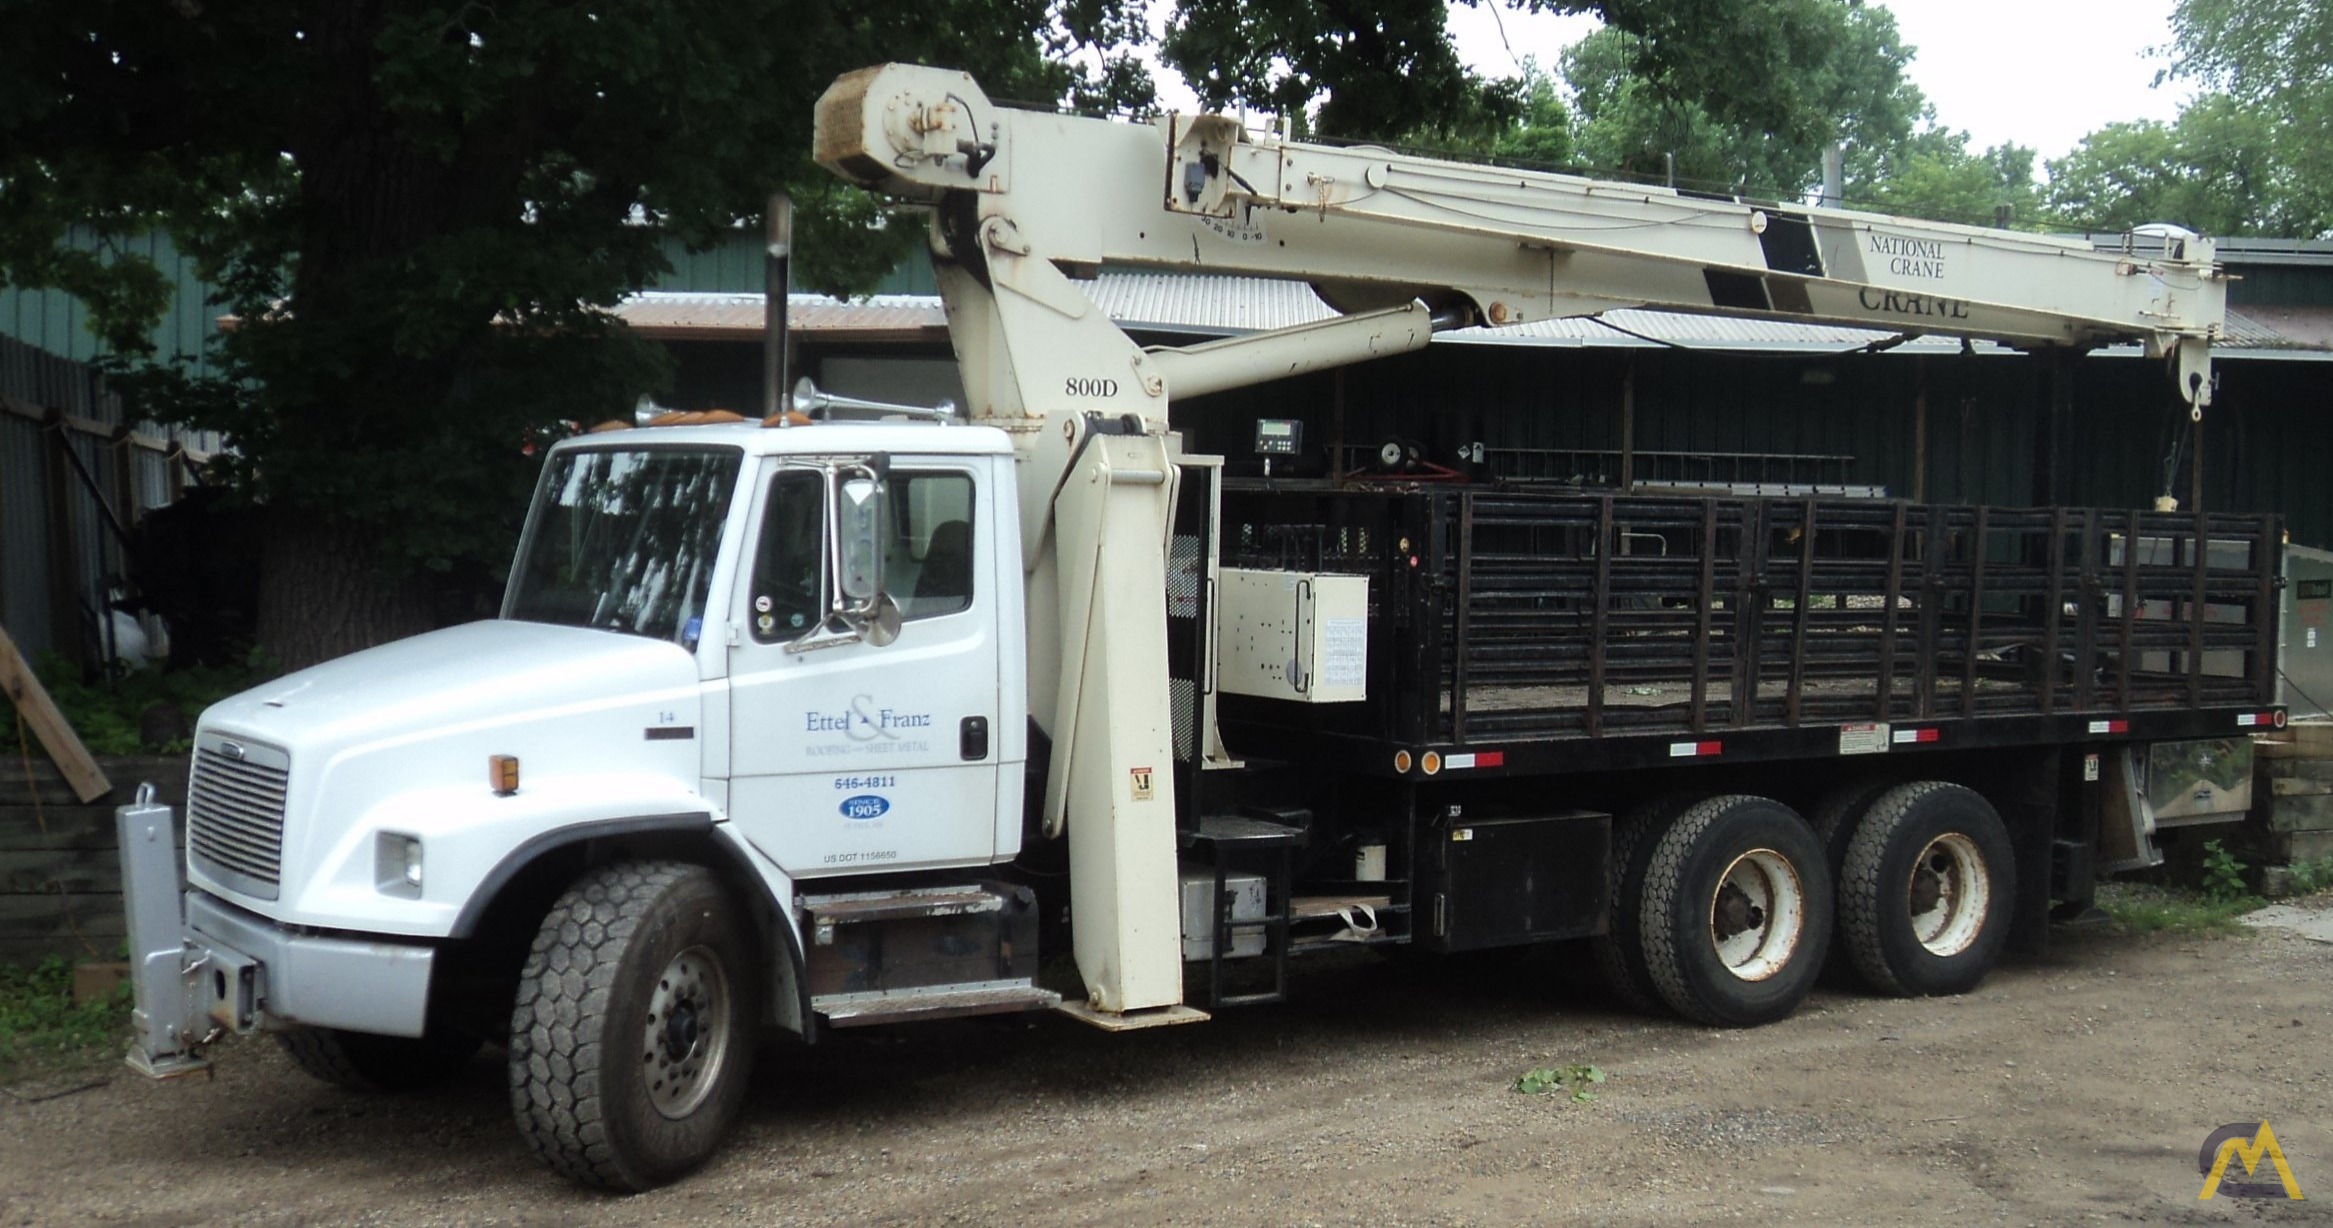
(450, 814), (816, 1041)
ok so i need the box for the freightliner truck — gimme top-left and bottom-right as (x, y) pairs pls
(115, 64), (2280, 1190)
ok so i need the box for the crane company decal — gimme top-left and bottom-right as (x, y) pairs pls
(1866, 231), (1950, 279)
(1857, 288), (1971, 322)
(803, 696), (934, 757)
(2198, 1122), (2306, 1201)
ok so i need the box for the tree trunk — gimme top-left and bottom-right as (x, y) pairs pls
(257, 515), (436, 673)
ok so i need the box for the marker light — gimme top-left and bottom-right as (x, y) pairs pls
(491, 754), (521, 796)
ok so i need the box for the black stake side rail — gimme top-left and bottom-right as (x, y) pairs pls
(1217, 488), (2283, 777)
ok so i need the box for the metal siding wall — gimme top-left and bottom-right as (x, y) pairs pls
(0, 334), (194, 661)
(0, 414), (55, 654)
(0, 229), (218, 379)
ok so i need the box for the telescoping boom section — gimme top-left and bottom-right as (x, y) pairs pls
(815, 62), (2227, 435)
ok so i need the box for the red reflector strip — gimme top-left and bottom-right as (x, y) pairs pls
(1891, 727), (1940, 745)
(2237, 712), (2274, 728)
(2087, 719), (2130, 735)
(1444, 751), (1505, 770)
(1668, 740), (1724, 758)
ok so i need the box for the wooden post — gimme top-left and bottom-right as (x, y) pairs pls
(0, 621), (112, 802)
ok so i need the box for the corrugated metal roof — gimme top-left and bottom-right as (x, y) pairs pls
(619, 292), (945, 341)
(616, 274), (2323, 358)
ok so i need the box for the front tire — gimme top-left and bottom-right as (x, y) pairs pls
(509, 861), (758, 1191)
(1640, 795), (1831, 1027)
(1837, 782), (2014, 997)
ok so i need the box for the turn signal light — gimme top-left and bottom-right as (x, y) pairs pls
(491, 754), (521, 796)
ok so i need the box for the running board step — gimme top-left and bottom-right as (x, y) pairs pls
(798, 881), (1045, 1019)
(815, 983), (1061, 1028)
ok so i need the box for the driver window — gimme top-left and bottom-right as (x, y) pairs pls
(749, 471), (825, 642)
(888, 472), (975, 620)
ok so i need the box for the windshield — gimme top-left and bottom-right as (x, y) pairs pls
(505, 446), (741, 648)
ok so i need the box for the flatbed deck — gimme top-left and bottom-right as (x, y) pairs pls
(1215, 486), (2282, 776)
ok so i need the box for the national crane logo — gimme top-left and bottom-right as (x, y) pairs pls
(1867, 231), (1950, 279)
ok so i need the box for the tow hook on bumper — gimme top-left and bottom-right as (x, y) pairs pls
(119, 786), (216, 1078)
(116, 785), (440, 1080)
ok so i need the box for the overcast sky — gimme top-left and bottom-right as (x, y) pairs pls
(1150, 1), (2198, 168)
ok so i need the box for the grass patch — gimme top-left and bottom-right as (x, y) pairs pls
(2285, 855), (2333, 899)
(2095, 882), (2261, 936)
(0, 958), (131, 1084)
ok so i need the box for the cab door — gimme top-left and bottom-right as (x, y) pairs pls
(726, 461), (1002, 877)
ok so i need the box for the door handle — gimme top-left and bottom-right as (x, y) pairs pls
(960, 715), (990, 761)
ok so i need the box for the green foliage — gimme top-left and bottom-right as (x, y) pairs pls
(2285, 856), (2333, 897)
(2046, 95), (2294, 236)
(1853, 130), (2047, 229)
(0, 0), (1150, 667)
(2095, 882), (2258, 935)
(1163, 0), (1518, 139)
(0, 958), (131, 1082)
(25, 652), (265, 756)
(1514, 1062), (1606, 1101)
(2157, 0), (2333, 236)
(2200, 839), (2252, 904)
(1161, 0), (1879, 152)
(1561, 3), (1925, 199)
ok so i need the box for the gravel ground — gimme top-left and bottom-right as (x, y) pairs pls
(2, 921), (2328, 1226)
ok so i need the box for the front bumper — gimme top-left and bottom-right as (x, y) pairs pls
(118, 791), (436, 1077)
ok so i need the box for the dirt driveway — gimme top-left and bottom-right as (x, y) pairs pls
(2, 920), (2327, 1227)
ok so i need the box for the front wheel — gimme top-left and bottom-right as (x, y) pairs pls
(1837, 782), (2014, 997)
(1639, 795), (1832, 1027)
(509, 861), (758, 1191)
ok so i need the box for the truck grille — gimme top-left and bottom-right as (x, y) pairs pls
(187, 736), (290, 900)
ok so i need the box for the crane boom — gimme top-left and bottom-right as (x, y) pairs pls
(817, 63), (2226, 431)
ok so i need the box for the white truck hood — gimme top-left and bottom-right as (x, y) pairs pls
(191, 619), (714, 934)
(203, 619), (698, 747)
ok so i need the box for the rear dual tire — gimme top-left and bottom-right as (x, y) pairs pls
(1836, 782), (2014, 998)
(1599, 794), (1833, 1027)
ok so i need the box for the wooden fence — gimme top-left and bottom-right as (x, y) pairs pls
(0, 751), (185, 966)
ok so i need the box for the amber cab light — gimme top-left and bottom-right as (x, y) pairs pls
(491, 754), (521, 796)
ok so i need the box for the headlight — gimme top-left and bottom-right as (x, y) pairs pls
(375, 832), (423, 897)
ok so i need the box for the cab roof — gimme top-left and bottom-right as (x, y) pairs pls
(550, 419), (1015, 459)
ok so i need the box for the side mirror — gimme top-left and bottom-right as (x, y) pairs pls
(837, 476), (884, 603)
(829, 468), (900, 647)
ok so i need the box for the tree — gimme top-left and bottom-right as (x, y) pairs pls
(0, 2), (1147, 670)
(1559, 3), (1925, 199)
(1160, 0), (1884, 146)
(2045, 95), (2289, 236)
(2160, 0), (2333, 235)
(1854, 129), (2046, 229)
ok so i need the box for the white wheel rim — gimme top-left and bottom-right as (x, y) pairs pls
(1907, 832), (1989, 957)
(642, 944), (731, 1120)
(1707, 848), (1805, 982)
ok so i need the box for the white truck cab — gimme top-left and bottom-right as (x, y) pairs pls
(123, 418), (1043, 1186)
